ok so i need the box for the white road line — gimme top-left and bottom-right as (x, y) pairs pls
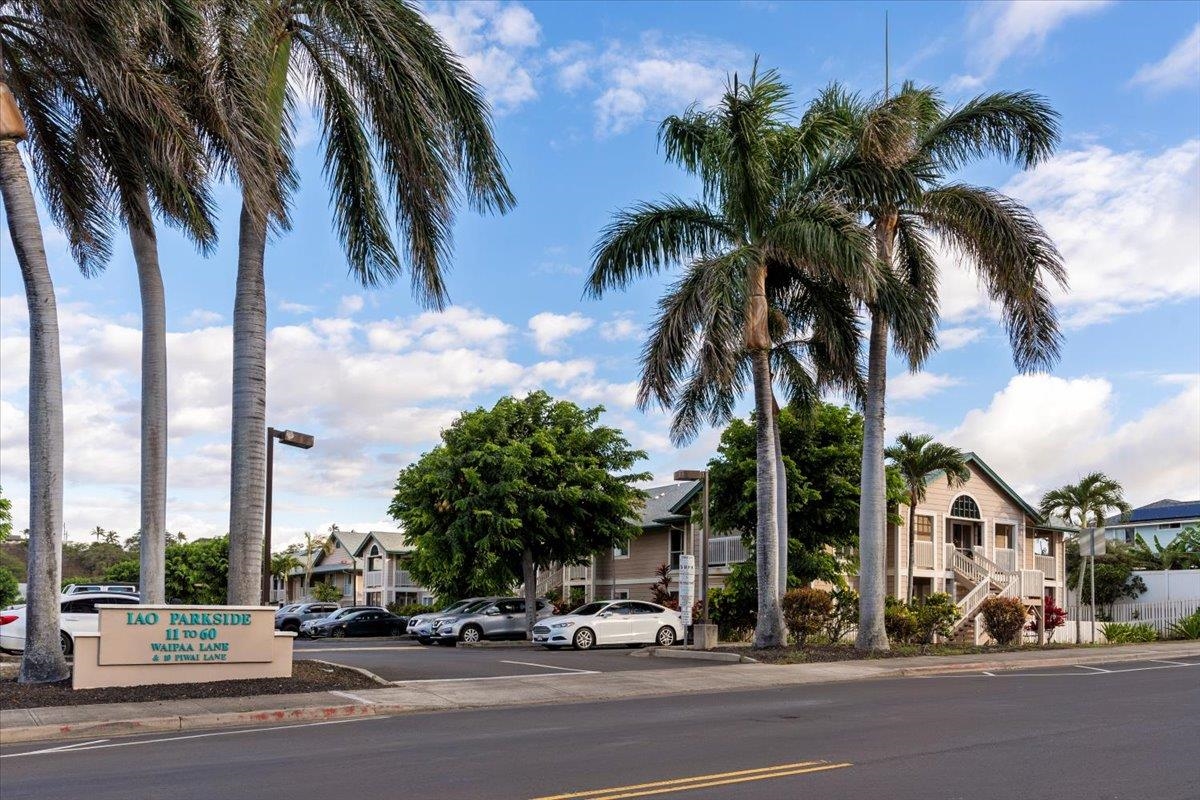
(981, 671), (995, 676)
(299, 646), (419, 653)
(1075, 665), (1110, 673)
(932, 661), (1199, 678)
(0, 716), (387, 759)
(499, 660), (595, 673)
(1148, 659), (1192, 666)
(390, 670), (600, 685)
(329, 690), (376, 705)
(2, 739), (110, 757)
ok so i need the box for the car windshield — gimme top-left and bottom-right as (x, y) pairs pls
(457, 599), (494, 615)
(570, 602), (612, 616)
(440, 600), (472, 614)
(277, 605), (300, 614)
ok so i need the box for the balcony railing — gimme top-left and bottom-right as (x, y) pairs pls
(913, 540), (933, 568)
(708, 536), (748, 566)
(364, 572), (383, 589)
(1021, 569), (1045, 598)
(1034, 554), (1056, 578)
(394, 569), (418, 588)
(565, 565), (589, 582)
(993, 548), (1017, 572)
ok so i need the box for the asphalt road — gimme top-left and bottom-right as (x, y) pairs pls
(293, 637), (716, 681)
(2, 656), (1197, 800)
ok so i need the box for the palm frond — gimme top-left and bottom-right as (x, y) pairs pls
(921, 90), (1060, 172)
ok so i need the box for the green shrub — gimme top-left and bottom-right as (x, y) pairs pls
(825, 587), (859, 642)
(0, 565), (18, 608)
(979, 596), (1027, 645)
(386, 602), (430, 617)
(911, 593), (960, 644)
(1102, 622), (1158, 643)
(781, 588), (833, 646)
(1166, 609), (1200, 640)
(884, 597), (918, 644)
(311, 582), (343, 602)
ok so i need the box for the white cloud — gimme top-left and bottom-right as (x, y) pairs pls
(951, 1), (1111, 89)
(550, 33), (743, 136)
(425, 1), (540, 113)
(278, 300), (315, 314)
(528, 311), (594, 354)
(1129, 24), (1200, 93)
(338, 294), (365, 315)
(890, 372), (961, 401)
(938, 326), (983, 351)
(599, 314), (641, 342)
(949, 374), (1200, 506)
(184, 309), (223, 327)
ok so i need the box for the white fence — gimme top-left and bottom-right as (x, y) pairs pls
(708, 536), (748, 566)
(1126, 570), (1200, 604)
(1065, 599), (1199, 638)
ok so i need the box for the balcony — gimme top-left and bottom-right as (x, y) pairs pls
(393, 569), (418, 588)
(708, 536), (749, 566)
(993, 548), (1017, 572)
(565, 565), (589, 582)
(364, 572), (383, 589)
(1034, 554), (1056, 578)
(913, 540), (933, 569)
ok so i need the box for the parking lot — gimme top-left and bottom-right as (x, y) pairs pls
(293, 636), (722, 682)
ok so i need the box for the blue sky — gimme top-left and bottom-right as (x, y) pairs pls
(2, 0), (1198, 547)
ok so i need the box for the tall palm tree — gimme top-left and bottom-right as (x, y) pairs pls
(222, 0), (514, 604)
(884, 432), (970, 600)
(0, 0), (216, 682)
(1039, 472), (1130, 615)
(820, 84), (1066, 651)
(588, 65), (876, 647)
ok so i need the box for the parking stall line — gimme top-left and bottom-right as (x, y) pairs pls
(1075, 664), (1110, 673)
(390, 670), (600, 686)
(329, 690), (376, 704)
(499, 660), (596, 673)
(530, 760), (852, 800)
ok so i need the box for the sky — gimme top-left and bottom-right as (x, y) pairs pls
(2, 0), (1199, 549)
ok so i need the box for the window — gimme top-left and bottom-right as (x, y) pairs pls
(631, 602), (661, 614)
(1158, 523), (1181, 530)
(615, 590), (629, 600)
(914, 515), (933, 541)
(669, 527), (685, 570)
(950, 495), (981, 519)
(613, 541), (630, 559)
(368, 556), (382, 572)
(995, 524), (1014, 550)
(607, 602), (635, 616)
(1034, 537), (1050, 556)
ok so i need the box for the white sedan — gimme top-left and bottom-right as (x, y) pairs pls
(532, 600), (684, 650)
(0, 592), (141, 656)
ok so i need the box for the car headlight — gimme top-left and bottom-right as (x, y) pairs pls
(551, 621), (575, 629)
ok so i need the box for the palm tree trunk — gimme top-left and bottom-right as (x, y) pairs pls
(856, 214), (897, 651)
(228, 202), (268, 605)
(751, 349), (785, 646)
(130, 189), (167, 604)
(0, 138), (69, 683)
(906, 491), (917, 601)
(523, 547), (537, 640)
(772, 397), (788, 596)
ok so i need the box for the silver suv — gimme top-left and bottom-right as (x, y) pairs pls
(434, 597), (554, 645)
(406, 598), (483, 638)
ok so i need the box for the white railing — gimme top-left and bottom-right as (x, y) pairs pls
(953, 580), (993, 633)
(364, 572), (383, 589)
(1035, 555), (1056, 578)
(950, 548), (989, 585)
(999, 574), (1021, 599)
(993, 548), (1017, 572)
(394, 569), (417, 588)
(1020, 569), (1044, 599)
(566, 565), (589, 582)
(1067, 600), (1200, 637)
(708, 536), (749, 566)
(913, 540), (933, 568)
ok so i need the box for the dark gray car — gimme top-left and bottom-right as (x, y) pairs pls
(274, 602), (339, 633)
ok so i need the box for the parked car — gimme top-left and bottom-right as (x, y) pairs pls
(61, 583), (137, 596)
(405, 598), (483, 638)
(274, 602), (339, 633)
(307, 610), (406, 638)
(533, 600), (683, 650)
(275, 603), (303, 618)
(413, 597), (497, 644)
(298, 605), (385, 638)
(433, 597), (554, 645)
(0, 592), (142, 656)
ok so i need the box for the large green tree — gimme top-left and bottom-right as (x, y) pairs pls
(0, 485), (11, 542)
(222, 0), (514, 605)
(105, 535), (229, 605)
(818, 83), (1065, 651)
(389, 391), (650, 635)
(587, 65), (877, 648)
(884, 432), (970, 600)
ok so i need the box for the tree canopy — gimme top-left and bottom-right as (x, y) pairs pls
(389, 391), (650, 609)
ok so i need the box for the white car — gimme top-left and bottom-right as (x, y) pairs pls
(533, 600), (684, 650)
(0, 592), (141, 656)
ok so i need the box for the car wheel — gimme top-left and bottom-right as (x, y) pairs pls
(332, 627), (346, 638)
(572, 628), (595, 651)
(282, 621), (299, 633)
(60, 631), (73, 657)
(656, 626), (677, 647)
(459, 625), (483, 644)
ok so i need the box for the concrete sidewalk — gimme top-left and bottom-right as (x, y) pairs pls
(4, 641), (1198, 745)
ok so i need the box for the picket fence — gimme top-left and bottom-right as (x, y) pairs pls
(1064, 599), (1199, 637)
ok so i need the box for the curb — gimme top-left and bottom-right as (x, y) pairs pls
(646, 647), (757, 663)
(306, 659), (391, 687)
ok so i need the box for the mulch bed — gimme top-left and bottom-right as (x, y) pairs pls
(719, 642), (1094, 665)
(0, 660), (380, 710)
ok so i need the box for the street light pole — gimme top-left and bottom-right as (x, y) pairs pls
(262, 427), (315, 604)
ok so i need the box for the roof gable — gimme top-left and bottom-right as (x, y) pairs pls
(637, 481), (701, 528)
(926, 452), (1044, 524)
(352, 530), (412, 557)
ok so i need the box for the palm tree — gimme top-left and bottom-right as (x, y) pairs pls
(0, 0), (212, 682)
(301, 532), (333, 597)
(222, 0), (514, 604)
(884, 433), (970, 600)
(819, 84), (1065, 651)
(270, 551), (301, 602)
(588, 65), (876, 647)
(1039, 472), (1130, 616)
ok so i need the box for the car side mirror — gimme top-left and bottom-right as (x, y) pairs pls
(598, 611), (612, 618)
(484, 607), (500, 616)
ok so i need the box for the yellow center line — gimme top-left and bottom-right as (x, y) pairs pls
(530, 760), (851, 800)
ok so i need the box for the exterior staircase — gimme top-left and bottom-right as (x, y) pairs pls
(946, 547), (1021, 642)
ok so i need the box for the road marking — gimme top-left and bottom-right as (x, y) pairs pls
(298, 646), (420, 653)
(390, 670), (600, 685)
(933, 661), (1200, 678)
(329, 690), (376, 705)
(1076, 664), (1110, 673)
(0, 716), (387, 759)
(981, 671), (995, 676)
(500, 660), (595, 673)
(3, 739), (109, 756)
(1148, 659), (1192, 666)
(531, 760), (851, 800)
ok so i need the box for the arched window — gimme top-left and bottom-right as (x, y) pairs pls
(950, 495), (980, 519)
(370, 545), (380, 556)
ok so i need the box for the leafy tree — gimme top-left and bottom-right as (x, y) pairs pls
(271, 551), (302, 602)
(0, 565), (18, 608)
(311, 582), (342, 603)
(587, 65), (877, 648)
(390, 391), (649, 635)
(885, 433), (970, 600)
(223, 0), (515, 605)
(104, 559), (140, 585)
(300, 533), (333, 595)
(0, 485), (11, 542)
(104, 536), (229, 604)
(1130, 527), (1200, 570)
(1066, 541), (1147, 608)
(819, 83), (1064, 652)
